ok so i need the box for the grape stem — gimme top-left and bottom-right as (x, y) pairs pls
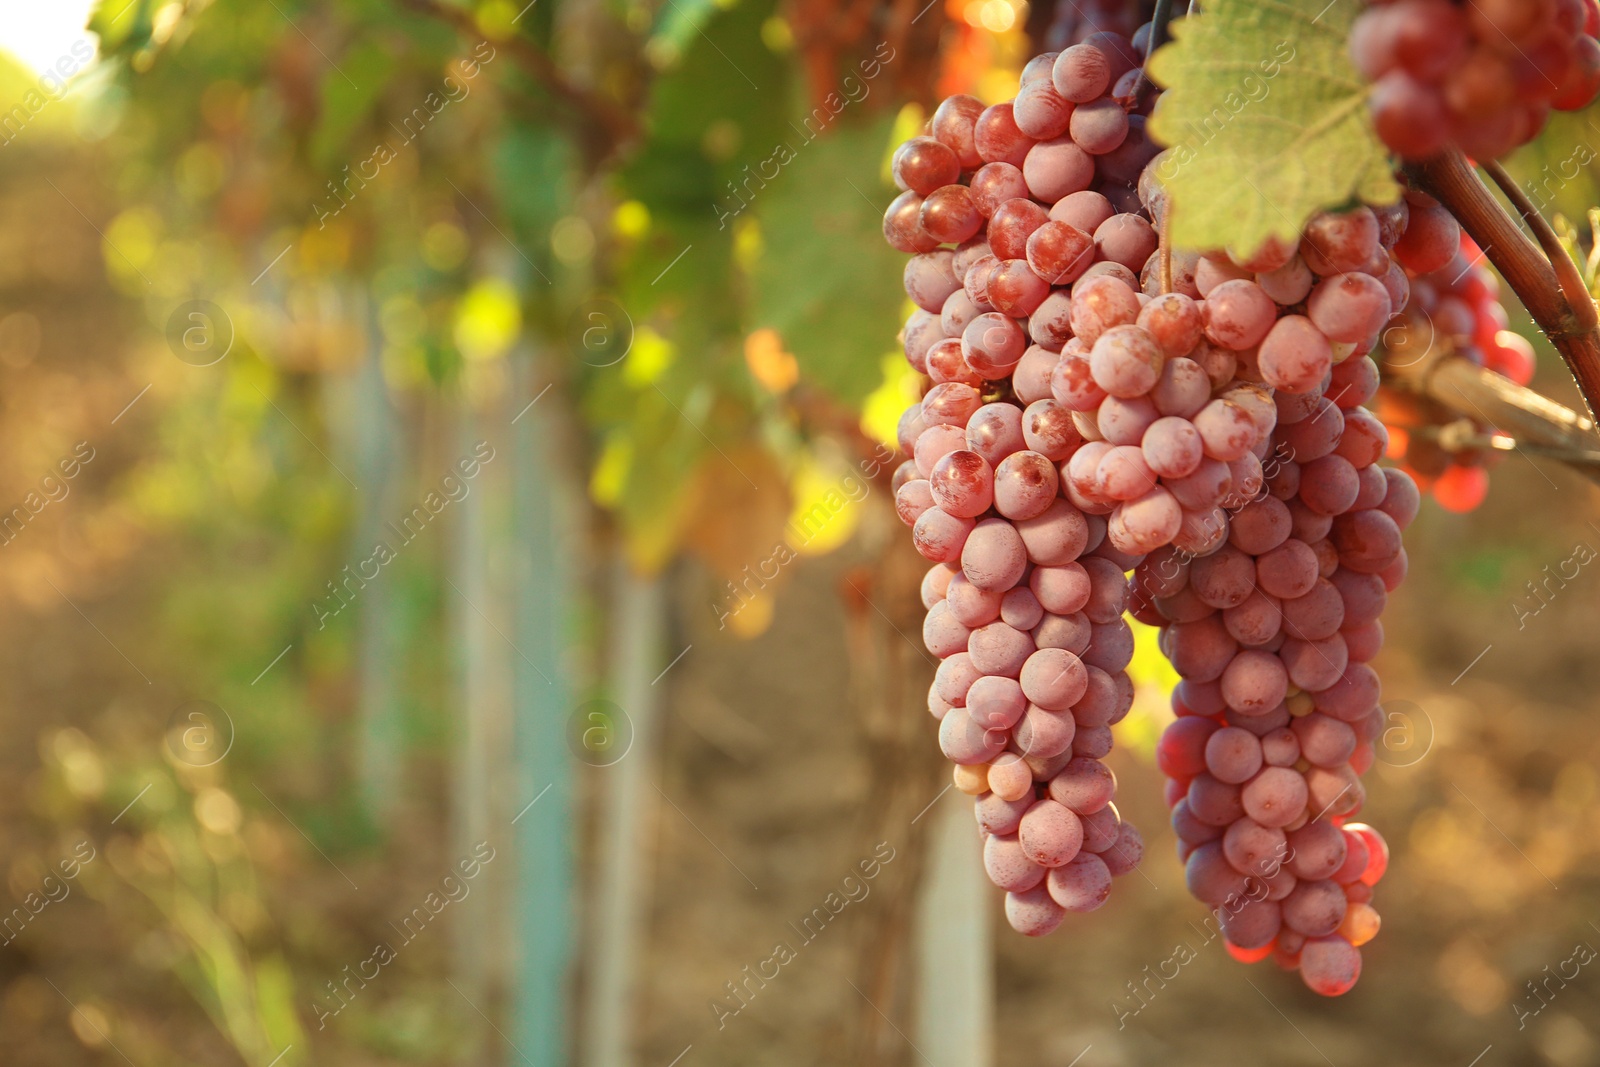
(1131, 0), (1176, 107)
(1406, 148), (1600, 422)
(1159, 210), (1174, 294)
(398, 0), (640, 160)
(1410, 423), (1600, 469)
(1481, 160), (1599, 326)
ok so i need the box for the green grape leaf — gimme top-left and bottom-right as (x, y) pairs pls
(309, 41), (397, 169)
(750, 114), (905, 406)
(1147, 0), (1399, 258)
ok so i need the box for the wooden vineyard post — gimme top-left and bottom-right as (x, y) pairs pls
(914, 792), (995, 1067)
(581, 565), (667, 1067)
(511, 351), (579, 1064)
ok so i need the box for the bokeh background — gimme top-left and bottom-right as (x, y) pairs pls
(4, 0), (1600, 1064)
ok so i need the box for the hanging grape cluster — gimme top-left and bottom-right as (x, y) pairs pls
(891, 28), (1168, 938)
(1353, 0), (1600, 160)
(880, 0), (1588, 992)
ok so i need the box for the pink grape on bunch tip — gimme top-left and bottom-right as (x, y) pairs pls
(1350, 0), (1600, 162)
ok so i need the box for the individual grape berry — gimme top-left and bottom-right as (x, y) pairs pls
(1258, 315), (1333, 395)
(1023, 138), (1097, 204)
(893, 136), (962, 196)
(1307, 273), (1392, 345)
(1050, 189), (1115, 232)
(1047, 852), (1113, 911)
(1013, 78), (1074, 140)
(1070, 97), (1129, 154)
(931, 94), (985, 168)
(904, 251), (962, 313)
(1094, 214), (1158, 271)
(920, 185), (983, 244)
(963, 312), (1029, 379)
(989, 198), (1052, 260)
(994, 450), (1061, 520)
(974, 102), (1033, 167)
(1026, 220), (1096, 285)
(1053, 42), (1113, 102)
(1203, 280), (1278, 350)
(970, 162), (1031, 218)
(1090, 325), (1166, 398)
(962, 519), (1030, 593)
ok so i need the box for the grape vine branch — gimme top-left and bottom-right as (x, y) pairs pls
(1406, 148), (1600, 423)
(1377, 336), (1600, 488)
(398, 0), (641, 160)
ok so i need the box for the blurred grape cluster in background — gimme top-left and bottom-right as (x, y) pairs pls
(3, 0), (1600, 1064)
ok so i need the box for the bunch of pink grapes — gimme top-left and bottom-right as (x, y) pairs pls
(1121, 191), (1423, 992)
(1352, 0), (1600, 160)
(1133, 342), (1410, 993)
(888, 27), (1170, 936)
(884, 20), (1422, 987)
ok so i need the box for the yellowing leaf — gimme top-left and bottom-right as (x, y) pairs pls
(453, 278), (521, 361)
(1118, 619), (1181, 762)
(860, 352), (921, 452)
(786, 453), (864, 557)
(475, 0), (520, 39)
(623, 326), (674, 387)
(1147, 0), (1399, 259)
(724, 588), (775, 638)
(733, 217), (762, 273)
(613, 200), (651, 239)
(590, 434), (633, 507)
(105, 207), (161, 272)
(744, 328), (799, 393)
(681, 448), (792, 581)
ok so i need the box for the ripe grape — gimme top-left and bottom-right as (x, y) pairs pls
(1053, 42), (1113, 102)
(1307, 273), (1392, 345)
(974, 102), (1033, 167)
(881, 42), (1432, 949)
(994, 450), (1061, 520)
(1023, 138), (1097, 203)
(884, 191), (940, 254)
(1026, 220), (1096, 284)
(921, 185), (983, 244)
(1203, 280), (1278, 350)
(1050, 189), (1115, 232)
(1070, 97), (1129, 155)
(904, 251), (962, 312)
(1013, 79), (1074, 140)
(1047, 852), (1113, 911)
(962, 518), (1029, 592)
(989, 198), (1051, 260)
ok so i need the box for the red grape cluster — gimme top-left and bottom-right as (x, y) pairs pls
(1117, 180), (1420, 993)
(889, 29), (1166, 936)
(886, 26), (1422, 983)
(1379, 190), (1530, 512)
(1352, 0), (1600, 160)
(1135, 346), (1410, 993)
